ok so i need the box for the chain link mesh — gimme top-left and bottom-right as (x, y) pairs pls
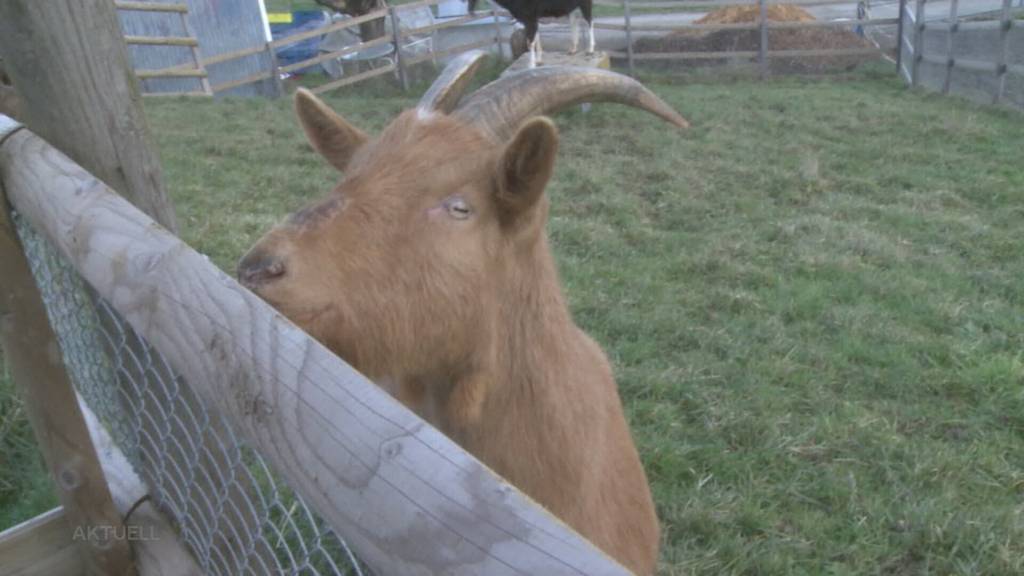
(12, 211), (368, 576)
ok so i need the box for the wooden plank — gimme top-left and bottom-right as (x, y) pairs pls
(203, 44), (269, 67)
(943, 0), (959, 94)
(0, 508), (84, 576)
(596, 21), (756, 31)
(115, 1), (189, 13)
(0, 0), (178, 233)
(921, 52), (1000, 74)
(923, 19), (1004, 32)
(309, 63), (397, 93)
(124, 35), (199, 47)
(0, 126), (632, 576)
(178, 10), (212, 95)
(393, 0), (446, 13)
(489, 1), (506, 62)
(141, 91), (213, 98)
(0, 123), (136, 576)
(896, 0), (907, 73)
(269, 8), (389, 49)
(624, 0), (635, 75)
(911, 0), (926, 86)
(136, 67), (208, 79)
(766, 17), (900, 29)
(994, 0), (1013, 104)
(597, 17), (900, 33)
(390, 6), (409, 92)
(211, 70), (273, 93)
(628, 49), (759, 60)
(279, 35), (392, 74)
(405, 37), (496, 66)
(622, 47), (880, 61)
(401, 13), (493, 37)
(758, 0), (768, 77)
(767, 47), (883, 57)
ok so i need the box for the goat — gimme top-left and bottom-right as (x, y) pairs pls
(469, 0), (595, 68)
(238, 52), (688, 575)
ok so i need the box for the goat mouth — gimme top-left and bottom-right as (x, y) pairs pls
(262, 300), (334, 331)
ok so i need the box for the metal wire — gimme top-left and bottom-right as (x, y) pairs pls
(12, 211), (368, 576)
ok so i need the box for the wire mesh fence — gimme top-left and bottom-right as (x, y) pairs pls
(11, 208), (369, 576)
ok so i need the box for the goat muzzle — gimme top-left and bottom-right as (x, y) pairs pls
(237, 251), (286, 288)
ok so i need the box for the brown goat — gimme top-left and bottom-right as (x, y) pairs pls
(238, 52), (687, 575)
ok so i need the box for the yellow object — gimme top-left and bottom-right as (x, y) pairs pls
(267, 12), (293, 24)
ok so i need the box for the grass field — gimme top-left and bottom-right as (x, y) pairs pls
(2, 64), (1024, 574)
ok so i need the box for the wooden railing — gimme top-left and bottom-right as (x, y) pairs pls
(900, 0), (1022, 107)
(141, 0), (507, 97)
(115, 0), (211, 95)
(0, 114), (631, 576)
(592, 0), (894, 75)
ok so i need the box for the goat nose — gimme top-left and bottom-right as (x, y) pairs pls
(237, 253), (286, 287)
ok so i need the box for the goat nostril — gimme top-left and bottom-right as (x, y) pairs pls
(238, 255), (286, 287)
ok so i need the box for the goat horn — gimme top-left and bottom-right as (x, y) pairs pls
(454, 66), (689, 142)
(417, 51), (489, 114)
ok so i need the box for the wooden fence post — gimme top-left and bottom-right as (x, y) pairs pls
(993, 0), (1012, 104)
(390, 6), (410, 92)
(176, 7), (212, 95)
(624, 0), (635, 76)
(490, 1), (505, 62)
(0, 119), (136, 576)
(758, 0), (768, 78)
(942, 0), (959, 94)
(910, 0), (926, 87)
(268, 42), (286, 98)
(896, 0), (907, 73)
(0, 0), (178, 234)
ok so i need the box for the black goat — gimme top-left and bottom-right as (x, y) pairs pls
(468, 0), (594, 67)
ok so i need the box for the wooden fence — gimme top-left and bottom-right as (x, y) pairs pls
(898, 0), (1023, 108)
(115, 1), (213, 97)
(595, 0), (893, 76)
(0, 114), (630, 574)
(121, 0), (506, 97)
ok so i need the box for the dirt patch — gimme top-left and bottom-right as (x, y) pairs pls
(695, 4), (815, 25)
(633, 4), (880, 74)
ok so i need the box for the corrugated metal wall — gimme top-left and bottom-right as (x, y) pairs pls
(119, 0), (276, 97)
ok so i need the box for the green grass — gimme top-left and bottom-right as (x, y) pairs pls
(0, 356), (58, 529)
(3, 64), (1024, 574)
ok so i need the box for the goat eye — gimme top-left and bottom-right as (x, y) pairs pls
(446, 198), (472, 220)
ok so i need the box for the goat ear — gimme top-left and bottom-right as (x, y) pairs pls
(495, 117), (559, 224)
(294, 88), (368, 172)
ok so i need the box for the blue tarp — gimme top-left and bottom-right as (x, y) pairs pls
(271, 11), (330, 71)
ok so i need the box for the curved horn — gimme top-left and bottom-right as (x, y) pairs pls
(417, 50), (489, 114)
(454, 66), (689, 142)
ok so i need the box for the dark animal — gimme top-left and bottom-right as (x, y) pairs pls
(469, 0), (594, 67)
(238, 52), (688, 575)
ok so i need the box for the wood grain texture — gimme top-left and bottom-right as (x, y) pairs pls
(124, 36), (199, 47)
(0, 129), (631, 576)
(136, 68), (209, 79)
(0, 0), (178, 233)
(0, 160), (136, 576)
(0, 508), (84, 576)
(115, 2), (189, 13)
